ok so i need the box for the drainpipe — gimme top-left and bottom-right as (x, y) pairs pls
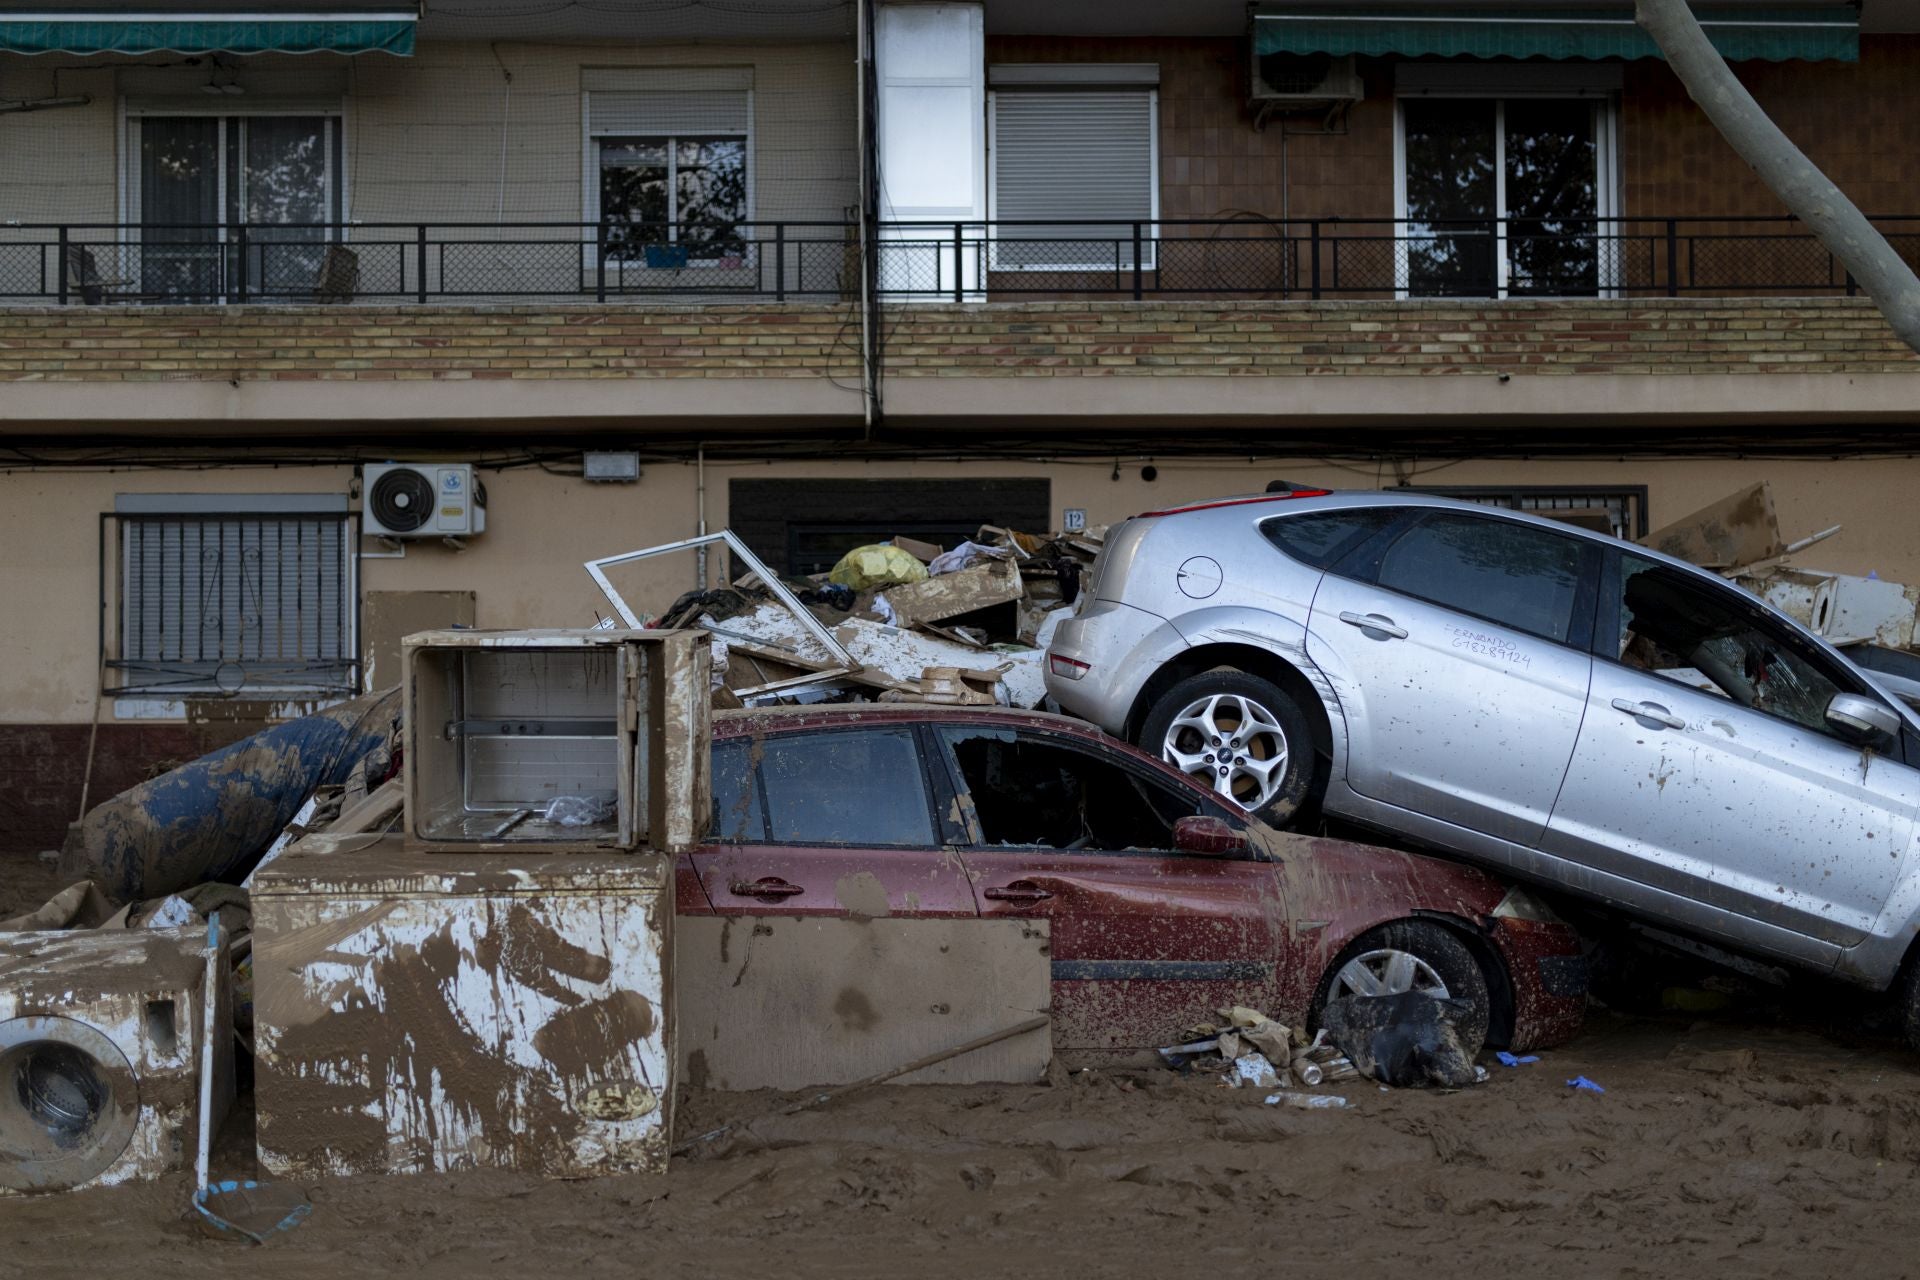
(856, 0), (876, 436)
(695, 445), (709, 590)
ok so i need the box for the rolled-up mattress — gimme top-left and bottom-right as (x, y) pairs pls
(63, 688), (400, 903)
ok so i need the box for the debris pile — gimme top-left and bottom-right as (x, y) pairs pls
(1649, 481), (1920, 704)
(1158, 1005), (1360, 1092)
(591, 525), (1104, 710)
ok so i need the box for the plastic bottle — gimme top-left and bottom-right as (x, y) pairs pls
(1263, 1091), (1351, 1110)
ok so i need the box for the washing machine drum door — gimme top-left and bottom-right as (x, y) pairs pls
(0, 1015), (140, 1193)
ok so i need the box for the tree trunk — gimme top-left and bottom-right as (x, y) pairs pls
(1636, 0), (1920, 354)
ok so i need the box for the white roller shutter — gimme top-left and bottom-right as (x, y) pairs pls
(584, 68), (752, 135)
(990, 89), (1156, 269)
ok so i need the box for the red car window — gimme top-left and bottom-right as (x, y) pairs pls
(936, 726), (1202, 852)
(713, 728), (937, 847)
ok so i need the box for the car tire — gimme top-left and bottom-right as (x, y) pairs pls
(1310, 920), (1493, 1055)
(1896, 955), (1920, 1055)
(1139, 669), (1317, 827)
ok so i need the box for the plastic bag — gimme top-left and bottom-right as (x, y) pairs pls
(543, 794), (617, 827)
(1320, 992), (1479, 1088)
(828, 544), (930, 591)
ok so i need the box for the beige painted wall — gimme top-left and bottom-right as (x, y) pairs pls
(5, 453), (1919, 725)
(0, 39), (855, 229)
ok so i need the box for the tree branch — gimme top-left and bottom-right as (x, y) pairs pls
(1636, 0), (1920, 353)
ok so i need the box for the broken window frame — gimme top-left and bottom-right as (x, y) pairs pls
(100, 506), (361, 698)
(929, 723), (1234, 857)
(1594, 546), (1887, 743)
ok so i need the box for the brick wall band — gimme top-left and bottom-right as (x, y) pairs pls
(0, 722), (260, 855)
(0, 299), (1911, 384)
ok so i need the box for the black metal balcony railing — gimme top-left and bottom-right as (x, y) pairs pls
(2, 216), (1913, 306)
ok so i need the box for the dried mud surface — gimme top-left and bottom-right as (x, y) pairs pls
(4, 1011), (1920, 1279)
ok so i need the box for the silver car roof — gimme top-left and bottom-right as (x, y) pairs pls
(1143, 489), (1920, 731)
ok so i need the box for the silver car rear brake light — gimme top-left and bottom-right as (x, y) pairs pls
(1049, 654), (1091, 681)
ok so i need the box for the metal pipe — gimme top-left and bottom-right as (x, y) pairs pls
(695, 446), (708, 590)
(855, 0), (876, 435)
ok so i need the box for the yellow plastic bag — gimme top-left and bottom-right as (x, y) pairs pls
(828, 544), (930, 590)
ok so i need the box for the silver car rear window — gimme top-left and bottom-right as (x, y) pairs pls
(1260, 507), (1400, 569)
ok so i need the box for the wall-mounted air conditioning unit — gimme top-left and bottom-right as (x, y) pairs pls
(362, 462), (487, 538)
(1250, 51), (1362, 126)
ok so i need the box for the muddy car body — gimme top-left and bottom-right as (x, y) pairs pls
(675, 705), (1585, 1054)
(1045, 489), (1920, 1034)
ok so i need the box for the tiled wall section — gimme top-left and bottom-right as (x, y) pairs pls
(985, 35), (1920, 223)
(0, 723), (258, 854)
(0, 299), (1912, 382)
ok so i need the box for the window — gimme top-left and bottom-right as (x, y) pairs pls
(1413, 486), (1647, 540)
(598, 137), (746, 259)
(721, 729), (936, 846)
(940, 727), (1200, 851)
(988, 72), (1157, 270)
(1611, 552), (1865, 737)
(583, 71), (753, 266)
(1397, 94), (1617, 298)
(709, 739), (766, 842)
(125, 113), (344, 300)
(1375, 513), (1586, 643)
(1262, 508), (1401, 569)
(111, 495), (357, 696)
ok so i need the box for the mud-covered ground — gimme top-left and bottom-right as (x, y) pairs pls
(6, 1003), (1920, 1275)
(6, 852), (1920, 1277)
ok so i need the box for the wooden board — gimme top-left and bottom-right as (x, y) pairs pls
(363, 590), (475, 692)
(675, 916), (1051, 1090)
(1640, 482), (1783, 570)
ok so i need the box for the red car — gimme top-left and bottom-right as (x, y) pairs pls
(676, 705), (1586, 1054)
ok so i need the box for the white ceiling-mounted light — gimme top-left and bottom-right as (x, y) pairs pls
(582, 452), (641, 483)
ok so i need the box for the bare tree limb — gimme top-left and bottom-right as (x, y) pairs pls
(1636, 0), (1920, 353)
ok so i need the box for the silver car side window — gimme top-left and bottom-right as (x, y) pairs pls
(1373, 513), (1585, 643)
(1615, 552), (1861, 738)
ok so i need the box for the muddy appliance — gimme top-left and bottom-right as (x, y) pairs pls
(404, 628), (710, 852)
(0, 929), (232, 1194)
(251, 835), (673, 1179)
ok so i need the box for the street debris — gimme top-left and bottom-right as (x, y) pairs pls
(584, 523), (1101, 711)
(1321, 992), (1480, 1089)
(1567, 1076), (1608, 1094)
(674, 1014), (1051, 1157)
(1496, 1051), (1541, 1067)
(60, 689), (402, 902)
(1158, 1005), (1359, 1098)
(1264, 1091), (1352, 1110)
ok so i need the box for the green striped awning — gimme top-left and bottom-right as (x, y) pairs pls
(0, 8), (417, 55)
(1253, 7), (1859, 62)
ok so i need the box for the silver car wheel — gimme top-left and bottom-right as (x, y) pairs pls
(1329, 948), (1451, 1002)
(1160, 692), (1289, 810)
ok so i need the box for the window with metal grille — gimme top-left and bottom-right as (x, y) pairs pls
(108, 497), (358, 696)
(1411, 485), (1648, 540)
(989, 83), (1158, 270)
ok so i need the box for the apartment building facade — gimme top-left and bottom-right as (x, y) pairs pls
(2, 0), (1918, 844)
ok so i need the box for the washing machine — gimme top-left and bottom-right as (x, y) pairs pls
(0, 928), (232, 1194)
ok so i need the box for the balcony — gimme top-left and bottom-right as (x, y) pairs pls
(5, 215), (1915, 307)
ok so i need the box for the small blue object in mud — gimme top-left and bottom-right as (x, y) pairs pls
(1566, 1075), (1606, 1093)
(1496, 1051), (1540, 1067)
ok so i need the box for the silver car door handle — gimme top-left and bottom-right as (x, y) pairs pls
(1337, 610), (1408, 640)
(1611, 697), (1686, 731)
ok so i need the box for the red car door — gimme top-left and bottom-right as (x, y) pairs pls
(930, 723), (1288, 1051)
(693, 725), (978, 918)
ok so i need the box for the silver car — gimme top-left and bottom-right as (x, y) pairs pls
(1046, 487), (1920, 1039)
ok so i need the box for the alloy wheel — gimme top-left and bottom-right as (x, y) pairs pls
(1160, 692), (1289, 809)
(1329, 948), (1451, 1002)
